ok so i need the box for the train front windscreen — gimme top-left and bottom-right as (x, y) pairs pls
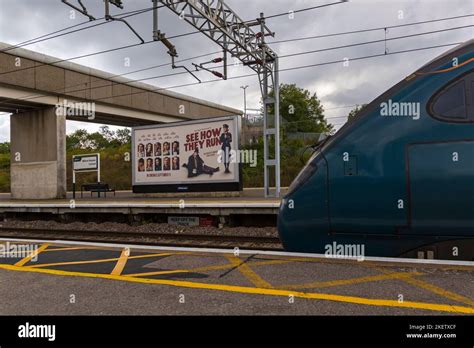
(286, 135), (332, 195)
(287, 150), (320, 195)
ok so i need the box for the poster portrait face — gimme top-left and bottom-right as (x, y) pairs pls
(163, 142), (170, 155)
(163, 157), (170, 171)
(172, 141), (180, 155)
(138, 158), (145, 172)
(155, 157), (162, 171)
(146, 143), (153, 157)
(138, 143), (145, 157)
(154, 142), (162, 156)
(172, 156), (180, 170)
(146, 158), (153, 171)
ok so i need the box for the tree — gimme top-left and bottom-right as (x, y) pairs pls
(275, 84), (333, 134)
(66, 129), (91, 150)
(116, 128), (131, 145)
(0, 142), (10, 154)
(99, 126), (115, 142)
(87, 131), (110, 149)
(66, 127), (131, 150)
(348, 104), (368, 121)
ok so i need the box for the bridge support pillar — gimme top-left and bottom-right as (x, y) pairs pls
(10, 107), (66, 199)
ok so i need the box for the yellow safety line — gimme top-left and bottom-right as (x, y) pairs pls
(29, 257), (124, 268)
(401, 276), (474, 307)
(14, 243), (49, 267)
(225, 255), (273, 288)
(374, 267), (474, 307)
(27, 252), (174, 269)
(126, 259), (291, 277)
(0, 264), (472, 314)
(111, 248), (129, 276)
(127, 269), (192, 277)
(276, 271), (424, 290)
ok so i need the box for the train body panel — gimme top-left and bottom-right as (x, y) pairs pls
(278, 40), (474, 259)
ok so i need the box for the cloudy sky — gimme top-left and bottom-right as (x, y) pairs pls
(0, 0), (473, 141)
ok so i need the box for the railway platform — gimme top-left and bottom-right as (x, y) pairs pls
(0, 238), (473, 315)
(0, 189), (282, 221)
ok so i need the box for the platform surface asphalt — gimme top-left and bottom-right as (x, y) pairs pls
(0, 239), (473, 315)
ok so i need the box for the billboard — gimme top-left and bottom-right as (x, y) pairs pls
(132, 115), (242, 193)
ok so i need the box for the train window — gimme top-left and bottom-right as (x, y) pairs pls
(431, 80), (467, 120)
(287, 155), (319, 195)
(429, 70), (474, 122)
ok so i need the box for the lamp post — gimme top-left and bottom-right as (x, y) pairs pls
(240, 85), (249, 122)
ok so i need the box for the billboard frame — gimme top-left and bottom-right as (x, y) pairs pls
(132, 115), (243, 193)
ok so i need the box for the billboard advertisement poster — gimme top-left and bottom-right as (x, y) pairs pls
(132, 115), (242, 193)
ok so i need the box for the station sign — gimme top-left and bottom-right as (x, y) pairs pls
(73, 154), (99, 172)
(168, 216), (200, 227)
(132, 115), (242, 193)
(168, 216), (214, 227)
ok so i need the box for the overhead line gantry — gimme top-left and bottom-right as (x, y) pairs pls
(62, 0), (282, 196)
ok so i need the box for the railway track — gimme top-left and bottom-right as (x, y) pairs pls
(0, 226), (283, 251)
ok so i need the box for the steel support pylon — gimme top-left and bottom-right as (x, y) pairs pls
(61, 0), (283, 197)
(258, 14), (280, 198)
(156, 2), (281, 197)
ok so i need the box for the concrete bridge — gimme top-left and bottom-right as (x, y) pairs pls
(0, 42), (241, 199)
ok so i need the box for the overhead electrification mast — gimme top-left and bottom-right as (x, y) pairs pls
(155, 0), (280, 197)
(61, 0), (281, 197)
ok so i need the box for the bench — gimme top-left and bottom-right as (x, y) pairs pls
(81, 183), (116, 198)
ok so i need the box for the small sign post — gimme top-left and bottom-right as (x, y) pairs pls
(72, 154), (100, 199)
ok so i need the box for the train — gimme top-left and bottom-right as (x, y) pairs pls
(277, 39), (474, 260)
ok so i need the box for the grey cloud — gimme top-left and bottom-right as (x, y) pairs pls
(0, 0), (472, 135)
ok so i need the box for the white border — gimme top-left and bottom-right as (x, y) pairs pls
(1, 237), (472, 267)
